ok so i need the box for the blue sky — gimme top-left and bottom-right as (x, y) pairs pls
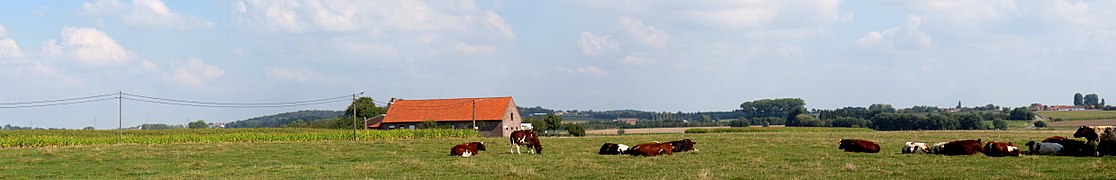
(1, 0), (1113, 129)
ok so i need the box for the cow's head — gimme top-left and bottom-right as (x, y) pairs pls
(1074, 126), (1097, 139)
(475, 142), (487, 151)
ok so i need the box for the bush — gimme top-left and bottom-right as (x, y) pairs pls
(565, 124), (586, 137)
(993, 119), (1008, 130)
(831, 117), (866, 128)
(728, 119), (751, 127)
(616, 128), (625, 135)
(1034, 121), (1048, 128)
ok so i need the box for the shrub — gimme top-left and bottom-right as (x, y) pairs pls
(993, 119), (1008, 130)
(616, 128), (625, 135)
(1034, 121), (1048, 128)
(565, 124), (586, 137)
(728, 119), (751, 127)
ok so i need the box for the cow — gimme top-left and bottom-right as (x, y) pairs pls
(1025, 141), (1064, 155)
(599, 143), (630, 155)
(629, 142), (674, 157)
(1042, 136), (1070, 143)
(928, 142), (948, 154)
(939, 139), (983, 156)
(450, 142), (486, 157)
(983, 141), (1021, 157)
(1073, 126), (1116, 157)
(838, 139), (880, 153)
(902, 142), (930, 154)
(667, 139), (698, 152)
(509, 130), (543, 154)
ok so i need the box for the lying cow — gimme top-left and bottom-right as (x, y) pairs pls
(838, 139), (880, 153)
(629, 142), (674, 157)
(1025, 141), (1064, 155)
(667, 139), (698, 152)
(599, 143), (630, 155)
(1074, 126), (1116, 156)
(928, 142), (948, 154)
(983, 141), (1021, 157)
(1041, 136), (1091, 156)
(902, 142), (929, 154)
(510, 130), (543, 154)
(1042, 136), (1070, 143)
(938, 139), (983, 156)
(450, 142), (486, 157)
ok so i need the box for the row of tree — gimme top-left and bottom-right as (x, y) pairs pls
(1074, 93), (1106, 109)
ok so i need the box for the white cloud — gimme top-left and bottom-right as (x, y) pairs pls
(82, 0), (213, 30)
(680, 3), (777, 27)
(621, 55), (646, 65)
(42, 27), (134, 66)
(576, 66), (607, 77)
(620, 17), (669, 48)
(140, 59), (158, 71)
(890, 0), (1019, 22)
(857, 15), (933, 50)
(578, 31), (619, 56)
(266, 67), (322, 83)
(483, 10), (516, 40)
(453, 41), (494, 55)
(0, 25), (24, 60)
(336, 41), (399, 57)
(170, 58), (224, 87)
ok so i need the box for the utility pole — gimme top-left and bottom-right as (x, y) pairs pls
(472, 99), (476, 130)
(118, 91), (123, 145)
(352, 92), (363, 141)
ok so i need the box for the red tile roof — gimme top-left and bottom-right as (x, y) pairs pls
(381, 96), (514, 123)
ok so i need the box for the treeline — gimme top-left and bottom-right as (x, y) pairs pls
(580, 119), (723, 130)
(225, 110), (344, 128)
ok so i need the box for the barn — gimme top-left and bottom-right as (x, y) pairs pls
(369, 96), (523, 137)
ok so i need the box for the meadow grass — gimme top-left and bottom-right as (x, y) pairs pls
(1037, 110), (1116, 121)
(1, 129), (1115, 179)
(0, 129), (477, 147)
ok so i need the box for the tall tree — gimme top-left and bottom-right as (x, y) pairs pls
(340, 97), (387, 129)
(1102, 99), (1107, 108)
(1084, 94), (1099, 109)
(188, 120), (208, 129)
(740, 98), (806, 119)
(1074, 93), (1084, 106)
(869, 104), (896, 113)
(543, 114), (563, 131)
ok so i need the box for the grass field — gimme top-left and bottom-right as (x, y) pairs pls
(1037, 110), (1116, 121)
(0, 129), (477, 147)
(2, 128), (1115, 179)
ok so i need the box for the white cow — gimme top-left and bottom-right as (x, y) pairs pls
(928, 142), (948, 155)
(1025, 141), (1064, 155)
(902, 142), (930, 154)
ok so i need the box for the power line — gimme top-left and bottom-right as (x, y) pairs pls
(0, 93), (117, 105)
(122, 93), (351, 106)
(123, 97), (351, 108)
(0, 97), (118, 108)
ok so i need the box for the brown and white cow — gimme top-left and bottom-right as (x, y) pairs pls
(982, 141), (1020, 157)
(450, 142), (486, 157)
(1073, 126), (1116, 156)
(1042, 136), (1070, 143)
(928, 142), (948, 154)
(599, 143), (630, 155)
(939, 139), (983, 155)
(838, 139), (880, 153)
(902, 142), (930, 154)
(667, 139), (698, 152)
(629, 142), (674, 157)
(510, 130), (543, 154)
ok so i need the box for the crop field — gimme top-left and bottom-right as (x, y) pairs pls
(2, 128), (1115, 179)
(1037, 110), (1116, 121)
(0, 129), (477, 147)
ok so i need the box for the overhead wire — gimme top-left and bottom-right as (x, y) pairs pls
(122, 92), (351, 106)
(0, 97), (118, 108)
(0, 93), (117, 105)
(123, 97), (352, 108)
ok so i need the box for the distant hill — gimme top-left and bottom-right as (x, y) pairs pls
(225, 110), (343, 128)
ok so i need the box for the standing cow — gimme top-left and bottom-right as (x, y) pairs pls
(902, 142), (930, 154)
(1074, 126), (1116, 157)
(667, 139), (698, 152)
(983, 141), (1021, 157)
(838, 139), (880, 153)
(510, 130), (543, 154)
(939, 139), (983, 156)
(450, 142), (486, 157)
(629, 142), (674, 157)
(599, 143), (630, 155)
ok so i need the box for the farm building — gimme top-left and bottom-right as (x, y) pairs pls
(368, 96), (523, 137)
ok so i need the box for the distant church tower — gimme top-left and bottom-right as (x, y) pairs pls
(957, 101), (962, 109)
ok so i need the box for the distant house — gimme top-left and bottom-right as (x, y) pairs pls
(614, 118), (638, 125)
(1048, 105), (1086, 111)
(520, 122), (533, 130)
(1029, 103), (1045, 111)
(374, 96), (523, 137)
(207, 122), (225, 128)
(940, 108), (960, 113)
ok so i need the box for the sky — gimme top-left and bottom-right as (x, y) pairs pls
(1, 0), (1114, 129)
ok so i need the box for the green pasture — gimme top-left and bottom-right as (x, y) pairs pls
(1, 128), (1114, 179)
(1037, 110), (1116, 121)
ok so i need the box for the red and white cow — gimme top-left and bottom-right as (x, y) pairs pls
(1074, 126), (1116, 157)
(450, 142), (486, 157)
(667, 139), (698, 152)
(629, 142), (674, 157)
(510, 130), (543, 154)
(838, 139), (880, 153)
(982, 141), (1021, 157)
(902, 142), (929, 154)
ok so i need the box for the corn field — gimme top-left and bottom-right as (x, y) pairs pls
(0, 128), (478, 148)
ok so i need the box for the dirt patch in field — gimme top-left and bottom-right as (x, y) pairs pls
(585, 126), (738, 135)
(1048, 119), (1116, 126)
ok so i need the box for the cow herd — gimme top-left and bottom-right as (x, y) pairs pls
(450, 130), (699, 157)
(450, 126), (1116, 158)
(839, 126), (1116, 157)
